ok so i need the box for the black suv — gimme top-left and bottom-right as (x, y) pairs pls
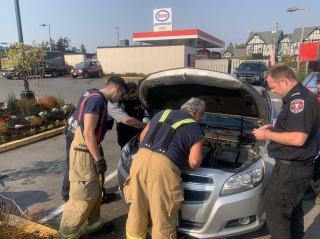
(232, 62), (268, 86)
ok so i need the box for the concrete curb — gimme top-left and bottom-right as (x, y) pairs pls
(7, 214), (58, 238)
(0, 126), (64, 153)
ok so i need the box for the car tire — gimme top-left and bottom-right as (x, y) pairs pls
(6, 76), (13, 80)
(72, 76), (77, 79)
(98, 70), (103, 78)
(51, 70), (57, 77)
(84, 72), (89, 79)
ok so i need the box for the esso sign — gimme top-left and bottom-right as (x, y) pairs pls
(155, 10), (169, 22)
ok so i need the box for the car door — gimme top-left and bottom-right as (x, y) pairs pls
(88, 62), (96, 76)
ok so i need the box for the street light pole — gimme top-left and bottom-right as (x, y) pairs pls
(287, 7), (307, 69)
(39, 23), (52, 51)
(14, 0), (24, 43)
(115, 27), (119, 46)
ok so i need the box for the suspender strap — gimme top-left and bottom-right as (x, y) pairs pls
(145, 110), (172, 148)
(78, 93), (107, 142)
(159, 118), (196, 154)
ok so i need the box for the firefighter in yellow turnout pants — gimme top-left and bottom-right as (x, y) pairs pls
(124, 98), (206, 239)
(58, 76), (127, 239)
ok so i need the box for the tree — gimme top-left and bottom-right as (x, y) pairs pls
(227, 42), (234, 50)
(80, 44), (87, 53)
(235, 43), (246, 49)
(6, 41), (47, 102)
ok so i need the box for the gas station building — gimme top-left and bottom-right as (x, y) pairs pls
(97, 9), (225, 75)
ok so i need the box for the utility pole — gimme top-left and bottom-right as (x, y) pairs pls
(273, 22), (278, 56)
(14, 0), (24, 43)
(115, 27), (119, 46)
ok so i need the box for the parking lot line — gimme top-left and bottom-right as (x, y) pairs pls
(38, 170), (118, 224)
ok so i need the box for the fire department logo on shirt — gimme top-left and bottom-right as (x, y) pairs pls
(290, 99), (304, 113)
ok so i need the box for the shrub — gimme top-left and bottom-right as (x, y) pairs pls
(39, 95), (59, 111)
(66, 63), (74, 74)
(29, 117), (44, 127)
(57, 93), (66, 108)
(295, 71), (307, 83)
(0, 135), (8, 140)
(19, 98), (35, 115)
(30, 128), (36, 133)
(26, 101), (41, 116)
(6, 91), (19, 113)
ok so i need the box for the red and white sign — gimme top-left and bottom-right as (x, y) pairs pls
(153, 8), (172, 32)
(299, 42), (320, 61)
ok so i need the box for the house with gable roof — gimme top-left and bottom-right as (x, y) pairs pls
(245, 30), (283, 57)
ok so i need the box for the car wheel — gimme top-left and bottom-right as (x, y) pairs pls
(51, 70), (57, 77)
(98, 70), (103, 78)
(6, 76), (13, 80)
(84, 72), (89, 79)
(72, 75), (77, 79)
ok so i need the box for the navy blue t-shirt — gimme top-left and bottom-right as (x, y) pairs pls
(79, 91), (109, 142)
(140, 110), (205, 169)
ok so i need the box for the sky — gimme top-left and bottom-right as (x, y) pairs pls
(1, 0), (320, 53)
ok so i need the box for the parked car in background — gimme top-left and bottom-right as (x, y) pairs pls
(70, 61), (103, 79)
(1, 51), (66, 79)
(118, 68), (276, 239)
(233, 62), (268, 86)
(302, 72), (319, 94)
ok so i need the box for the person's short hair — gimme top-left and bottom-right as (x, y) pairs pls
(126, 82), (138, 94)
(105, 76), (127, 92)
(181, 97), (206, 114)
(265, 64), (296, 82)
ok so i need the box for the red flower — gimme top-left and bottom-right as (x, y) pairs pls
(9, 112), (17, 115)
(0, 109), (6, 113)
(36, 104), (45, 107)
(66, 103), (73, 106)
(0, 102), (4, 105)
(0, 118), (12, 122)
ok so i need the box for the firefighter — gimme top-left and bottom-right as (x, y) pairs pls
(58, 76), (127, 239)
(116, 82), (145, 148)
(124, 97), (206, 239)
(61, 87), (146, 204)
(253, 64), (320, 239)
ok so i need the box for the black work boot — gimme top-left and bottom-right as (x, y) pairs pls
(79, 235), (91, 239)
(95, 222), (115, 234)
(101, 192), (117, 205)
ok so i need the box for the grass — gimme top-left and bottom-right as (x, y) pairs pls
(0, 201), (49, 239)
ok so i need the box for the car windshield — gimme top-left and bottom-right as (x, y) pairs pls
(238, 63), (263, 71)
(302, 73), (315, 85)
(200, 114), (255, 130)
(77, 62), (89, 68)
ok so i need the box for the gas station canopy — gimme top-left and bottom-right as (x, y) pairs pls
(133, 29), (225, 48)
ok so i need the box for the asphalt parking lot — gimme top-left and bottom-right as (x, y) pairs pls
(0, 75), (319, 239)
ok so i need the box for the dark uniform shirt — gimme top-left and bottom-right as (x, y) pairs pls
(268, 83), (320, 161)
(116, 98), (145, 135)
(79, 91), (109, 142)
(140, 110), (205, 169)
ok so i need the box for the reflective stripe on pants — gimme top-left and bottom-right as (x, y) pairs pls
(126, 231), (147, 239)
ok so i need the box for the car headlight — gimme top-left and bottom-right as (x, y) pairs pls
(253, 75), (260, 80)
(70, 69), (74, 72)
(121, 145), (136, 172)
(221, 159), (264, 196)
(79, 70), (83, 73)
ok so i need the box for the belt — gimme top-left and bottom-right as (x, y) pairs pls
(276, 159), (314, 166)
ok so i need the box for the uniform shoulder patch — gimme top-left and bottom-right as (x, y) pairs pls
(290, 99), (304, 113)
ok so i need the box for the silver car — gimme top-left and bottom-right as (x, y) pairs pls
(118, 68), (276, 238)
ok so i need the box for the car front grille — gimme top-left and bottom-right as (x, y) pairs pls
(181, 173), (214, 184)
(184, 190), (211, 202)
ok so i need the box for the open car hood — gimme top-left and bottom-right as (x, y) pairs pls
(138, 68), (269, 126)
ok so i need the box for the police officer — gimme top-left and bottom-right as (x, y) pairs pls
(61, 87), (146, 203)
(253, 64), (320, 239)
(124, 98), (205, 239)
(116, 82), (145, 148)
(59, 76), (127, 239)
